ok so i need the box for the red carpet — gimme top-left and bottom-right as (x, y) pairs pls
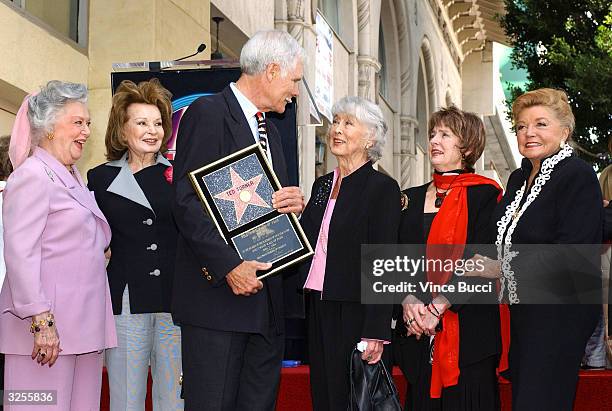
(101, 366), (612, 410)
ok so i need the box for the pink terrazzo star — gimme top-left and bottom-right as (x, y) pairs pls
(214, 167), (270, 223)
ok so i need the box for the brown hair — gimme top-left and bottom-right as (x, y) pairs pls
(0, 135), (13, 180)
(511, 88), (575, 139)
(105, 78), (173, 161)
(428, 105), (486, 171)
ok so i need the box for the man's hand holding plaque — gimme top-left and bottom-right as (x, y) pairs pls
(226, 261), (271, 296)
(189, 145), (313, 280)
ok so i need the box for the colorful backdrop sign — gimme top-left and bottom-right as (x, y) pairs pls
(111, 68), (299, 186)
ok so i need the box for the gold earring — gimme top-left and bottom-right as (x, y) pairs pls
(47, 132), (54, 141)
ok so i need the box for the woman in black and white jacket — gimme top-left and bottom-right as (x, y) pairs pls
(491, 88), (602, 411)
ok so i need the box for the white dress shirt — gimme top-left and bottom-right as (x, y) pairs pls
(229, 82), (273, 164)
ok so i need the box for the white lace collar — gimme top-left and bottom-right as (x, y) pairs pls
(495, 145), (574, 304)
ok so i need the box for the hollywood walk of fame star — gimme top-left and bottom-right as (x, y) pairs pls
(214, 167), (270, 223)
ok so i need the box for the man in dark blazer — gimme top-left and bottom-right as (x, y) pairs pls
(171, 30), (306, 410)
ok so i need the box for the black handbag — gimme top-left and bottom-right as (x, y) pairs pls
(348, 348), (402, 411)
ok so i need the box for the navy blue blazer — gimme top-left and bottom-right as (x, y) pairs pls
(171, 86), (290, 335)
(87, 154), (176, 315)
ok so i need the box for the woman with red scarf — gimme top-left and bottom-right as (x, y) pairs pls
(394, 106), (507, 410)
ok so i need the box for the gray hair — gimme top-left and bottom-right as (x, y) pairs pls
(0, 135), (12, 179)
(331, 96), (388, 162)
(240, 30), (306, 76)
(28, 80), (88, 145)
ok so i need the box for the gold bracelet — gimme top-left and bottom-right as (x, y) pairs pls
(30, 314), (55, 333)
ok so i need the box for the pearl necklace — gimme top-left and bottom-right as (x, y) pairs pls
(495, 145), (573, 304)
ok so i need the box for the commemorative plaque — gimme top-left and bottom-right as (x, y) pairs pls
(189, 144), (313, 279)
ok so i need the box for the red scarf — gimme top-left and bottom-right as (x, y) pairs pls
(426, 173), (509, 398)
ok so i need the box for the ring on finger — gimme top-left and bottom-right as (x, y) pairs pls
(366, 355), (372, 361)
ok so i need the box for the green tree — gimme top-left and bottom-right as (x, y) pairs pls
(501, 0), (612, 169)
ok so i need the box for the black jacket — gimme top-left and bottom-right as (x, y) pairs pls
(490, 154), (602, 404)
(87, 160), (177, 315)
(494, 156), (602, 245)
(399, 182), (498, 245)
(395, 182), (502, 369)
(171, 86), (290, 335)
(491, 155), (603, 304)
(298, 162), (401, 340)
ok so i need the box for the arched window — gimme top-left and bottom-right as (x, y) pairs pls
(415, 41), (437, 182)
(446, 89), (453, 107)
(416, 42), (436, 151)
(378, 25), (388, 99)
(416, 58), (429, 151)
(377, 0), (401, 108)
(319, 0), (341, 37)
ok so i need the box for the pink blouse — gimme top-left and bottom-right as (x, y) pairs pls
(303, 168), (389, 345)
(304, 169), (339, 292)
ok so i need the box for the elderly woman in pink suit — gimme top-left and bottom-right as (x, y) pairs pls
(0, 81), (117, 411)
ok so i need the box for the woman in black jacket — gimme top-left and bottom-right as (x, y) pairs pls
(491, 88), (602, 411)
(87, 79), (182, 410)
(395, 106), (505, 411)
(299, 96), (401, 410)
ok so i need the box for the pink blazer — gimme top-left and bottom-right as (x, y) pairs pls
(0, 147), (117, 355)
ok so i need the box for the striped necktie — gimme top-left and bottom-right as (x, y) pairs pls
(255, 112), (269, 155)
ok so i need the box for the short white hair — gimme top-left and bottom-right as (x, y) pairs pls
(331, 96), (388, 162)
(28, 80), (88, 146)
(240, 30), (305, 76)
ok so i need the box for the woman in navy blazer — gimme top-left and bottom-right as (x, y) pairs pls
(87, 79), (182, 410)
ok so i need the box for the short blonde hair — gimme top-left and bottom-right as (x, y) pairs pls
(105, 78), (173, 161)
(512, 88), (575, 139)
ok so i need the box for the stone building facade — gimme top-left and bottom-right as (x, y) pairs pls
(0, 0), (516, 195)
